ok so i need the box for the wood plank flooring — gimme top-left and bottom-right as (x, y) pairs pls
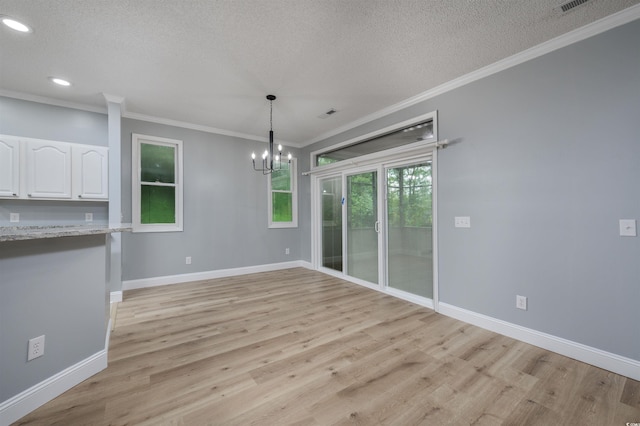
(15, 268), (640, 425)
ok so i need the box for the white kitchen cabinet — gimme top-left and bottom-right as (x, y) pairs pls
(0, 136), (20, 198)
(72, 145), (109, 200)
(26, 139), (72, 199)
(0, 135), (108, 202)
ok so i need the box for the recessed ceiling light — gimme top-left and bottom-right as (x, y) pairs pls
(49, 77), (71, 87)
(1, 16), (32, 33)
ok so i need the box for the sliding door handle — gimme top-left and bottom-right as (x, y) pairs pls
(374, 221), (380, 233)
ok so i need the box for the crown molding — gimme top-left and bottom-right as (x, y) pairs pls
(0, 89), (107, 114)
(122, 110), (300, 147)
(102, 93), (125, 105)
(300, 3), (640, 147)
(0, 89), (299, 147)
(123, 110), (261, 141)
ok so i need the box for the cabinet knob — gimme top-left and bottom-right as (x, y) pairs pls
(12, 193), (17, 196)
(27, 193), (32, 197)
(78, 195), (82, 198)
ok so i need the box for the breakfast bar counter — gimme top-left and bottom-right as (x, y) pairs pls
(0, 224), (132, 242)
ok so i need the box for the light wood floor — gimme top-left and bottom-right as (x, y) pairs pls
(15, 268), (640, 425)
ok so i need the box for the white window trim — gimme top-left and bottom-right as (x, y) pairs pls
(268, 157), (298, 228)
(132, 133), (183, 233)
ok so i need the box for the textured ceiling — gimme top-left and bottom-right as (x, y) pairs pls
(1, 0), (639, 146)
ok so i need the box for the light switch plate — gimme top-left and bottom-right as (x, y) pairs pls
(455, 216), (471, 228)
(619, 219), (637, 237)
(10, 213), (20, 223)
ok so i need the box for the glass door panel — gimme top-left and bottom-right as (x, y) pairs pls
(321, 176), (343, 272)
(346, 171), (378, 284)
(386, 163), (433, 298)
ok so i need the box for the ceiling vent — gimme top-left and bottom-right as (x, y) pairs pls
(559, 0), (591, 13)
(318, 108), (338, 119)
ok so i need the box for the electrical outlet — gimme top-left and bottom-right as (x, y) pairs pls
(516, 295), (528, 311)
(185, 256), (192, 265)
(285, 248), (290, 255)
(10, 212), (20, 223)
(28, 335), (45, 361)
(85, 212), (93, 222)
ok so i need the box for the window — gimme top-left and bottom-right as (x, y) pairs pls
(268, 158), (297, 228)
(312, 111), (437, 167)
(132, 133), (183, 232)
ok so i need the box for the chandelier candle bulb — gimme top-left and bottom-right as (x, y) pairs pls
(251, 152), (256, 160)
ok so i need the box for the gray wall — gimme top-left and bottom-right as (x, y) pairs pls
(121, 118), (311, 282)
(0, 235), (107, 401)
(0, 97), (107, 145)
(0, 97), (109, 226)
(304, 20), (640, 361)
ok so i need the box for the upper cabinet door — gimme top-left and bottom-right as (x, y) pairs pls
(26, 140), (72, 199)
(0, 137), (20, 198)
(72, 145), (109, 200)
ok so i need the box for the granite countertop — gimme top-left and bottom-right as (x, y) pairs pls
(0, 224), (133, 242)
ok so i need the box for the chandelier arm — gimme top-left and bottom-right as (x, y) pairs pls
(252, 158), (273, 174)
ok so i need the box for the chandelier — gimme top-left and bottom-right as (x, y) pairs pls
(252, 94), (291, 174)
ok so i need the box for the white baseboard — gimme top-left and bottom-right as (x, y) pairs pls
(0, 350), (108, 426)
(105, 318), (112, 353)
(110, 291), (122, 303)
(438, 302), (640, 381)
(296, 260), (313, 271)
(122, 260), (313, 291)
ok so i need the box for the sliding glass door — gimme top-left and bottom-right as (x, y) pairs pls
(346, 171), (379, 284)
(386, 163), (433, 298)
(315, 151), (436, 306)
(321, 176), (342, 272)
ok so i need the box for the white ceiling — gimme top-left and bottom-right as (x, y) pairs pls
(1, 0), (638, 147)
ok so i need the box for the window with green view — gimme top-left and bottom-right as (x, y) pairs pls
(268, 158), (297, 228)
(132, 134), (183, 232)
(140, 143), (176, 224)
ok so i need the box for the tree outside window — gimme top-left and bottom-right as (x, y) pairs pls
(387, 164), (432, 228)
